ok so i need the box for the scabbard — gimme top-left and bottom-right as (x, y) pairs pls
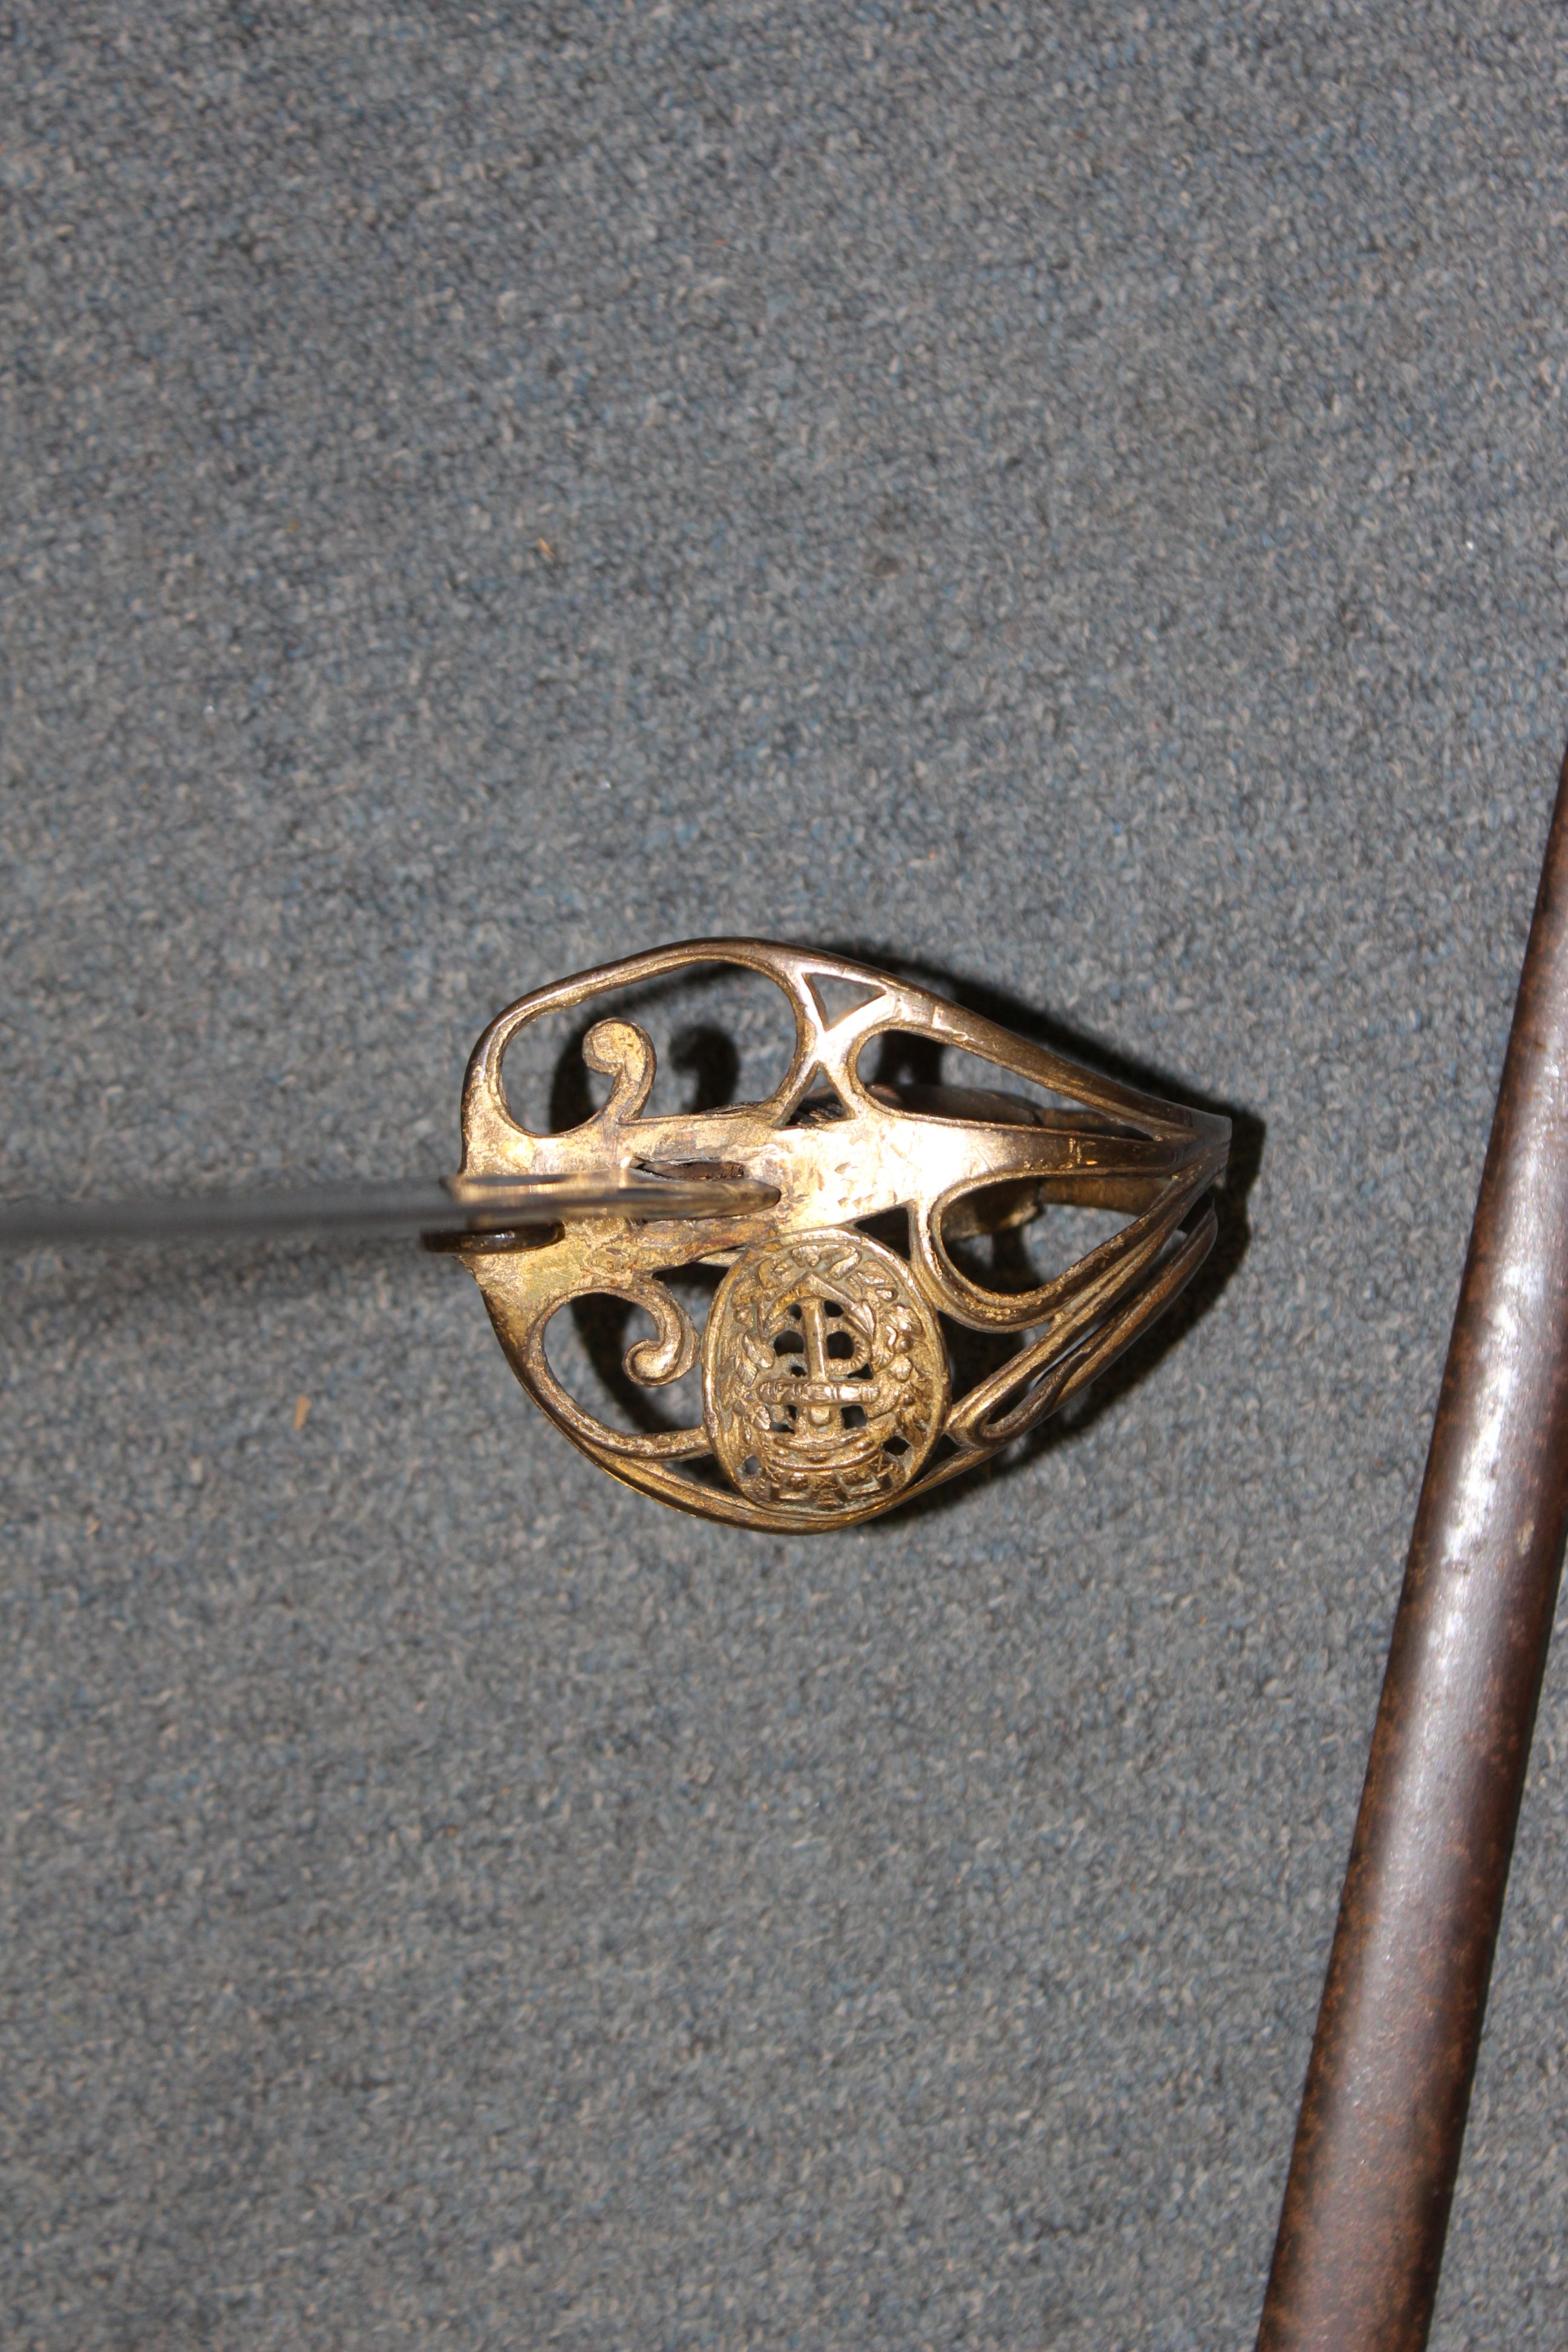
(1256, 754), (1568, 2350)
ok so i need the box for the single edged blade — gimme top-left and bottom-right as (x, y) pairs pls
(0, 1169), (777, 1249)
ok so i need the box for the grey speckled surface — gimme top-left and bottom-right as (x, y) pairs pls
(4, 4), (1568, 2345)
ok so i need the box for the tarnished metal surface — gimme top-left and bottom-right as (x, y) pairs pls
(459, 938), (1230, 1529)
(1257, 760), (1568, 2350)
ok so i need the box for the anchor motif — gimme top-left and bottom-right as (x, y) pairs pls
(702, 1230), (949, 1515)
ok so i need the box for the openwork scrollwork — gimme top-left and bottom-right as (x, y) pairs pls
(456, 940), (1230, 1531)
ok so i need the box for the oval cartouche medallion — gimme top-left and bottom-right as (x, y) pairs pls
(702, 1227), (950, 1520)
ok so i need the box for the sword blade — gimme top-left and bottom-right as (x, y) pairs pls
(0, 1170), (776, 1249)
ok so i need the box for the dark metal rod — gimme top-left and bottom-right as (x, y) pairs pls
(1256, 754), (1568, 2351)
(0, 1171), (777, 1248)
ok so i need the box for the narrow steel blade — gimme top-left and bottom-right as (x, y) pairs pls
(0, 1170), (777, 1249)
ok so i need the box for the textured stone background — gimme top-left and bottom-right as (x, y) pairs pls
(4, 4), (1568, 2345)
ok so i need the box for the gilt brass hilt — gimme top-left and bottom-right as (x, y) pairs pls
(457, 939), (1229, 1531)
